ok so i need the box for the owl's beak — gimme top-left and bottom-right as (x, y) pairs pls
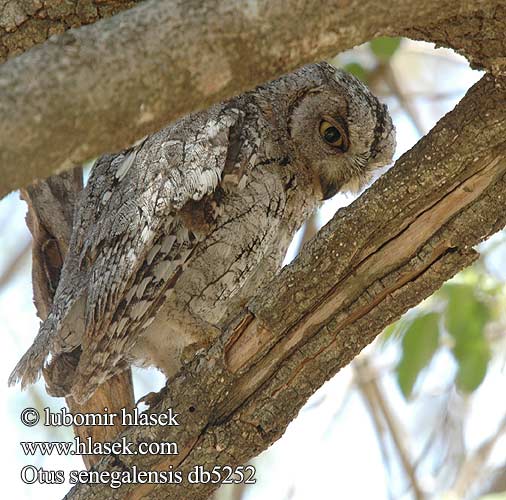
(321, 179), (340, 200)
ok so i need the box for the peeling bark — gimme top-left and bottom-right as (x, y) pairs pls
(1, 0), (505, 198)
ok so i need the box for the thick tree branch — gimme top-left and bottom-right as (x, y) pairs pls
(0, 0), (141, 63)
(1, 0), (505, 198)
(64, 73), (506, 499)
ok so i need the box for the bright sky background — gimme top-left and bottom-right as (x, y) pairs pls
(1, 40), (504, 500)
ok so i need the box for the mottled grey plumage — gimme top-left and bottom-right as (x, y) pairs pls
(9, 62), (395, 402)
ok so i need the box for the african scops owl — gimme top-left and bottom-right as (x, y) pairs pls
(10, 62), (395, 402)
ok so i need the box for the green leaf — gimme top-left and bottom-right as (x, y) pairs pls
(454, 340), (490, 393)
(343, 62), (369, 82)
(444, 283), (491, 393)
(444, 284), (490, 339)
(396, 313), (440, 399)
(369, 37), (401, 62)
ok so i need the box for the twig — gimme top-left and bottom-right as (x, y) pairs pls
(354, 356), (426, 500)
(451, 413), (506, 497)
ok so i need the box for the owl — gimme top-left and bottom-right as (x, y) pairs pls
(9, 62), (395, 403)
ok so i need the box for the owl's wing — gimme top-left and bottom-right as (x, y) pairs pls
(9, 106), (245, 399)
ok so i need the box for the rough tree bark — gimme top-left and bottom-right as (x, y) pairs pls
(0, 0), (505, 198)
(0, 0), (141, 62)
(1, 1), (505, 499)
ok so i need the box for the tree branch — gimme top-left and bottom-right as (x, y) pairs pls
(64, 72), (506, 499)
(354, 357), (424, 499)
(1, 0), (504, 198)
(451, 414), (506, 497)
(0, 0), (141, 63)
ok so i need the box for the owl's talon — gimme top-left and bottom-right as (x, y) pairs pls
(137, 390), (168, 409)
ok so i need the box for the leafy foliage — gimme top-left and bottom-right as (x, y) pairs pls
(443, 283), (491, 393)
(397, 313), (440, 398)
(390, 275), (496, 399)
(369, 37), (402, 62)
(343, 62), (369, 82)
(339, 36), (401, 83)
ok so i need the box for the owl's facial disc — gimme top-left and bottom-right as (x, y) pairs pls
(288, 63), (395, 201)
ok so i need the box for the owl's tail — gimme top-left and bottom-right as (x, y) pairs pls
(8, 316), (54, 389)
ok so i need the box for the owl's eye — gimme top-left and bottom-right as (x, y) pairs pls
(319, 120), (347, 150)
